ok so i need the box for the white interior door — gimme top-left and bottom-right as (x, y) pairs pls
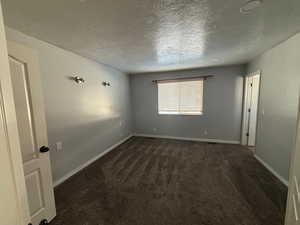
(248, 74), (260, 146)
(242, 76), (253, 144)
(0, 3), (30, 224)
(242, 73), (260, 146)
(8, 41), (56, 225)
(285, 97), (300, 225)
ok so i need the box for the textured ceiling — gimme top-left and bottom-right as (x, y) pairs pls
(2, 0), (300, 73)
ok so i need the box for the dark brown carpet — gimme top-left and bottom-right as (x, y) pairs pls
(50, 136), (287, 225)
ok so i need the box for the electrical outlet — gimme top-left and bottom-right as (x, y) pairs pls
(153, 128), (157, 132)
(56, 142), (63, 151)
(204, 130), (208, 135)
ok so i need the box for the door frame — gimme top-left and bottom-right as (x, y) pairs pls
(0, 2), (30, 225)
(241, 70), (261, 146)
(285, 89), (300, 225)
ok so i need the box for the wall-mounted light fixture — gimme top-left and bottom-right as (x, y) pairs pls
(73, 76), (85, 84)
(102, 81), (111, 87)
(240, 0), (262, 13)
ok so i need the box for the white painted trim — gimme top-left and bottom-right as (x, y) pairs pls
(53, 134), (133, 187)
(254, 154), (288, 186)
(247, 70), (261, 77)
(241, 71), (261, 146)
(241, 76), (251, 146)
(134, 133), (240, 144)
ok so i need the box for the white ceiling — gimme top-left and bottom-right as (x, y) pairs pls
(2, 0), (300, 73)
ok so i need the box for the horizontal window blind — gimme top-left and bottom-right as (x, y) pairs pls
(158, 79), (203, 115)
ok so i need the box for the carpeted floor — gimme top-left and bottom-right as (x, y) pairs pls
(50, 136), (287, 225)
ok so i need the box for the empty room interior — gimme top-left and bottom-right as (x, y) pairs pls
(1, 0), (300, 225)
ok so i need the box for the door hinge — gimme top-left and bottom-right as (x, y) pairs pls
(39, 219), (49, 225)
(250, 83), (253, 87)
(246, 133), (249, 137)
(248, 108), (251, 112)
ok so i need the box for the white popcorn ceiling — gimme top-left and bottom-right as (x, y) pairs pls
(2, 0), (300, 73)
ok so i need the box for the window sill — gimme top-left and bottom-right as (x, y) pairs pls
(158, 112), (203, 116)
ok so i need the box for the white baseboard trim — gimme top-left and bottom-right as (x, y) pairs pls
(254, 154), (289, 186)
(133, 133), (240, 144)
(53, 134), (133, 187)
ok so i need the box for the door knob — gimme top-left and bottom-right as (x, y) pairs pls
(40, 146), (50, 153)
(39, 219), (49, 225)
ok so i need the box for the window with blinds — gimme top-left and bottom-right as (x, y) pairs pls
(158, 79), (203, 115)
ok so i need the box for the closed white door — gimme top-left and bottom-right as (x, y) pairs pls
(248, 74), (260, 146)
(242, 73), (260, 146)
(8, 41), (56, 225)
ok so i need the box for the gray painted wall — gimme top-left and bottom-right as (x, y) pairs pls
(130, 65), (245, 142)
(6, 27), (132, 183)
(247, 32), (300, 181)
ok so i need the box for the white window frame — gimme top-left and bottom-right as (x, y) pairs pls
(157, 79), (204, 116)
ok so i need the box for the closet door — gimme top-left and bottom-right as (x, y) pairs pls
(248, 74), (260, 146)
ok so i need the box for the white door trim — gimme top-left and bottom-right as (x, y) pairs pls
(241, 70), (261, 146)
(285, 88), (300, 225)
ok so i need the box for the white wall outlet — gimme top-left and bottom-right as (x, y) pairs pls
(204, 130), (208, 135)
(153, 128), (157, 132)
(56, 142), (63, 151)
(119, 121), (123, 127)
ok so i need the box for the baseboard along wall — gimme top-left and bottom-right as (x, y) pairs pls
(136, 134), (289, 186)
(254, 154), (289, 186)
(53, 134), (287, 189)
(53, 134), (133, 187)
(134, 133), (241, 144)
(53, 133), (239, 187)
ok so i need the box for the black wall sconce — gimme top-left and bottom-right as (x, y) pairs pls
(102, 81), (111, 87)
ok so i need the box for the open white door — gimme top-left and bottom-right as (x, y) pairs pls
(242, 72), (261, 147)
(0, 2), (30, 225)
(8, 41), (56, 225)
